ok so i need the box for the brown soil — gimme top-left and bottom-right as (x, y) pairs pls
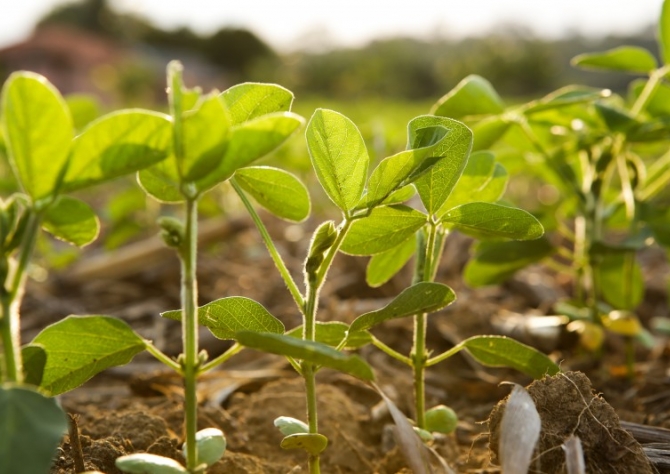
(20, 214), (670, 473)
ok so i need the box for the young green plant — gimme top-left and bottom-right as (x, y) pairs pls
(0, 70), (173, 473)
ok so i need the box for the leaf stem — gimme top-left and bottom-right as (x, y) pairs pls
(199, 342), (243, 374)
(370, 335), (412, 365)
(144, 340), (182, 373)
(1, 210), (41, 383)
(231, 179), (305, 310)
(302, 283), (320, 474)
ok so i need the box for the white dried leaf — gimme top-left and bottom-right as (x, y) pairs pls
(562, 434), (586, 474)
(499, 384), (541, 474)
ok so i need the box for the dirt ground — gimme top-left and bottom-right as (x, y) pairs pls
(19, 212), (670, 473)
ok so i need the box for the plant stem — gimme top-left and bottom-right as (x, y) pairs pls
(181, 197), (200, 472)
(0, 210), (40, 383)
(411, 221), (439, 429)
(145, 341), (182, 373)
(231, 179), (304, 310)
(302, 282), (320, 474)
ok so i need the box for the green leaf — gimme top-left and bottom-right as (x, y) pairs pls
(409, 115), (473, 214)
(137, 158), (183, 203)
(235, 331), (374, 381)
(596, 253), (644, 310)
(471, 116), (511, 151)
(661, 0), (670, 64)
(439, 151), (508, 213)
(196, 112), (303, 191)
(234, 166), (310, 222)
(179, 93), (230, 182)
(22, 343), (46, 386)
(280, 433), (328, 456)
(340, 205), (427, 255)
(32, 315), (146, 395)
(363, 125), (448, 209)
(381, 185), (416, 205)
(442, 202), (543, 240)
(162, 296), (284, 340)
(275, 417), (309, 436)
(349, 282), (456, 332)
(306, 109), (369, 212)
(572, 46), (657, 73)
(595, 102), (638, 133)
(286, 321), (372, 349)
(629, 79), (670, 117)
(366, 234), (416, 287)
(431, 75), (505, 119)
(221, 83), (294, 125)
(42, 196), (99, 247)
(0, 385), (68, 474)
(462, 336), (560, 378)
(464, 238), (554, 287)
(64, 110), (172, 191)
(1, 72), (72, 201)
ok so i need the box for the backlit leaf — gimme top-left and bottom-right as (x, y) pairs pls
(471, 116), (511, 151)
(221, 83), (293, 125)
(137, 158), (183, 203)
(572, 46), (657, 73)
(350, 282), (455, 332)
(661, 0), (670, 65)
(234, 166), (310, 222)
(64, 110), (171, 191)
(1, 72), (72, 201)
(409, 115), (473, 214)
(340, 205), (427, 255)
(235, 331), (374, 381)
(464, 238), (554, 287)
(42, 195), (99, 247)
(439, 151), (496, 212)
(162, 297), (284, 340)
(366, 234), (416, 287)
(179, 93), (230, 182)
(197, 112), (303, 191)
(0, 385), (68, 474)
(431, 75), (505, 119)
(306, 109), (368, 212)
(523, 86), (606, 115)
(596, 253), (643, 310)
(442, 202), (543, 240)
(32, 315), (146, 395)
(65, 94), (100, 131)
(461, 336), (560, 378)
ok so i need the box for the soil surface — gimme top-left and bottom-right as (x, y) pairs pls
(19, 213), (670, 473)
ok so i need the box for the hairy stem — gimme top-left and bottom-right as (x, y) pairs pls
(302, 283), (320, 474)
(231, 179), (304, 310)
(1, 211), (40, 383)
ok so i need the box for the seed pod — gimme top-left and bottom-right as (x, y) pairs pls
(182, 428), (227, 467)
(115, 453), (187, 474)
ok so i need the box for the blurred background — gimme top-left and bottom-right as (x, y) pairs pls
(0, 0), (664, 107)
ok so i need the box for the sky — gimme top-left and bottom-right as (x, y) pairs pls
(0, 0), (665, 52)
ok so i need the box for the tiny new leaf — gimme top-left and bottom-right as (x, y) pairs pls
(42, 195), (100, 247)
(63, 110), (172, 191)
(32, 315), (146, 395)
(234, 166), (310, 222)
(235, 331), (374, 381)
(442, 202), (543, 240)
(0, 385), (68, 474)
(1, 72), (72, 201)
(306, 109), (369, 213)
(350, 282), (456, 333)
(162, 297), (285, 340)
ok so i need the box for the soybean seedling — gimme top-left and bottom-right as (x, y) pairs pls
(230, 107), (559, 470)
(0, 70), (180, 473)
(435, 0), (670, 371)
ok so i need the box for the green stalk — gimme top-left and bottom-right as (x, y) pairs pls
(302, 281), (320, 474)
(168, 61), (200, 473)
(180, 197), (200, 472)
(411, 221), (439, 429)
(1, 211), (40, 383)
(231, 179), (304, 310)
